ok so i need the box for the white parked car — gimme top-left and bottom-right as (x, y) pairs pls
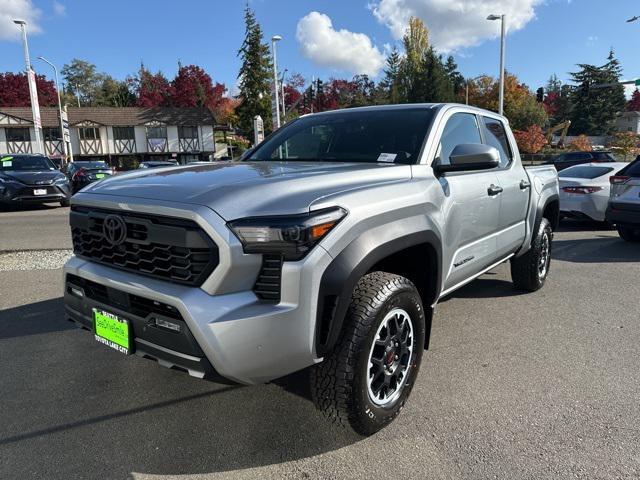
(559, 162), (629, 222)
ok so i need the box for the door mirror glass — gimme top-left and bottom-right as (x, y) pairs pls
(434, 144), (500, 173)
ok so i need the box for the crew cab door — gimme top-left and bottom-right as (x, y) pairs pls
(431, 112), (503, 293)
(480, 115), (530, 258)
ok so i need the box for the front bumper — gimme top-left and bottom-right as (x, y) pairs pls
(0, 182), (70, 205)
(63, 196), (332, 384)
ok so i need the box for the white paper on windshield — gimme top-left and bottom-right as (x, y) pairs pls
(1, 160), (12, 167)
(377, 153), (397, 163)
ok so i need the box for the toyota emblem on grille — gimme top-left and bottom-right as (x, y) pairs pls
(102, 215), (127, 246)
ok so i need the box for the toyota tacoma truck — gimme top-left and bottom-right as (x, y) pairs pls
(63, 104), (559, 435)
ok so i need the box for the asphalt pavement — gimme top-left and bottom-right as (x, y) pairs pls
(1, 211), (639, 480)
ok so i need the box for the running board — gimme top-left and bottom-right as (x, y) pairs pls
(435, 253), (515, 304)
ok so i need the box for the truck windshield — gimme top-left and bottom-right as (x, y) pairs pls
(247, 108), (435, 164)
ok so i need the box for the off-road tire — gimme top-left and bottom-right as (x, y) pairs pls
(310, 271), (425, 436)
(617, 225), (640, 243)
(511, 217), (553, 292)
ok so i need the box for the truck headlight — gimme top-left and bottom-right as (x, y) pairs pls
(228, 207), (347, 261)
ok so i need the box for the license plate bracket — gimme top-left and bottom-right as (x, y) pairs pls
(93, 308), (132, 355)
(33, 188), (47, 195)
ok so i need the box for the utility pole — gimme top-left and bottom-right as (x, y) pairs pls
(38, 56), (71, 162)
(271, 35), (282, 129)
(14, 20), (43, 154)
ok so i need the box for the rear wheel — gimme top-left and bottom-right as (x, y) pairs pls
(511, 218), (553, 292)
(311, 272), (425, 436)
(617, 225), (640, 242)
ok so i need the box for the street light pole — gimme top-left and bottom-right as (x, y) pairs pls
(280, 68), (288, 122)
(488, 14), (506, 116)
(13, 19), (44, 154)
(38, 56), (72, 162)
(271, 35), (282, 129)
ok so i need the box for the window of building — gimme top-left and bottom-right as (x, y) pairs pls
(6, 128), (31, 142)
(113, 126), (135, 140)
(43, 127), (61, 141)
(146, 126), (167, 139)
(178, 126), (198, 139)
(79, 127), (100, 140)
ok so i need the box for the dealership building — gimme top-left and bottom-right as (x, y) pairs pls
(0, 106), (227, 164)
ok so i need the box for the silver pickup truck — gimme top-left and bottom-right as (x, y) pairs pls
(63, 104), (559, 435)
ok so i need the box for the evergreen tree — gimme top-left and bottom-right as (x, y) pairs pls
(569, 50), (626, 135)
(236, 5), (272, 137)
(420, 48), (456, 102)
(443, 55), (465, 100)
(380, 47), (402, 104)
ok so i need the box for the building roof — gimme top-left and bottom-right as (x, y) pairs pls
(0, 107), (216, 127)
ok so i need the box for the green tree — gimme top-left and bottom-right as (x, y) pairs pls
(569, 50), (626, 135)
(397, 17), (429, 102)
(420, 48), (456, 103)
(96, 76), (135, 107)
(444, 55), (465, 100)
(61, 59), (103, 106)
(235, 6), (272, 137)
(379, 47), (402, 104)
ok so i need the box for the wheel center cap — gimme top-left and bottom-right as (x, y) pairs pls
(385, 349), (395, 366)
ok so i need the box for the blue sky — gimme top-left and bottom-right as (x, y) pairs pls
(1, 0), (638, 96)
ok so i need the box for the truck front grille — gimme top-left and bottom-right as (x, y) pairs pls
(70, 206), (218, 286)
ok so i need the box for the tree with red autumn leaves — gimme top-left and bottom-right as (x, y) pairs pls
(134, 65), (172, 108)
(513, 125), (548, 154)
(627, 89), (640, 111)
(0, 72), (58, 107)
(171, 65), (226, 111)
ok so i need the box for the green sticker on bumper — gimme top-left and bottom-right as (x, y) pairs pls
(94, 309), (130, 354)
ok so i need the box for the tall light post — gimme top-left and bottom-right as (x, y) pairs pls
(37, 56), (72, 162)
(280, 68), (288, 122)
(487, 14), (506, 116)
(271, 35), (282, 129)
(13, 19), (44, 154)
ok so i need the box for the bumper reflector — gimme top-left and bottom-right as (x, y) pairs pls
(155, 318), (181, 332)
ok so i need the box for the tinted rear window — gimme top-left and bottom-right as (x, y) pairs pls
(558, 166), (614, 179)
(592, 152), (615, 161)
(565, 153), (592, 161)
(622, 159), (640, 177)
(77, 162), (108, 169)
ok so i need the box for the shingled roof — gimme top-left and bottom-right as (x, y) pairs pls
(0, 107), (216, 127)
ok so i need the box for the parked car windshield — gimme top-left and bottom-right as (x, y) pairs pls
(621, 158), (640, 177)
(247, 108), (435, 164)
(558, 165), (615, 179)
(0, 155), (56, 171)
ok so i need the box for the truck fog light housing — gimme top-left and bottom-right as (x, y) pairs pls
(154, 318), (181, 332)
(228, 207), (347, 261)
(69, 286), (84, 298)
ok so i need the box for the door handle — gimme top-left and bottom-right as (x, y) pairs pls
(487, 184), (503, 196)
(520, 179), (531, 190)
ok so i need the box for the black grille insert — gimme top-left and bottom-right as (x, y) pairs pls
(253, 254), (283, 302)
(70, 206), (218, 286)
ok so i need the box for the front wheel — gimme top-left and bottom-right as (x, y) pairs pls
(617, 225), (640, 243)
(311, 272), (425, 436)
(511, 217), (553, 292)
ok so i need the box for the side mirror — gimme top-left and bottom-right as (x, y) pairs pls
(434, 144), (500, 174)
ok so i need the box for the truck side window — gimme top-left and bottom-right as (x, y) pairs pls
(482, 117), (512, 168)
(436, 113), (482, 166)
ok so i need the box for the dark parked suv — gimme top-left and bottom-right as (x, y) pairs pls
(545, 151), (616, 171)
(66, 161), (114, 193)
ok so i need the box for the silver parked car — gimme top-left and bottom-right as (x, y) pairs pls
(606, 156), (640, 242)
(559, 162), (628, 222)
(63, 104), (559, 435)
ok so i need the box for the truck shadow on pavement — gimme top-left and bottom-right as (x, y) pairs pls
(0, 297), (361, 478)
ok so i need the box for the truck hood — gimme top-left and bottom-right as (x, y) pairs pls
(80, 161), (411, 220)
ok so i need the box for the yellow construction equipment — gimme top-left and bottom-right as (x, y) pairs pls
(546, 121), (571, 148)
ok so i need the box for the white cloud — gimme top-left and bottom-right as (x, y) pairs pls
(53, 1), (66, 17)
(0, 0), (42, 41)
(371, 0), (544, 52)
(296, 11), (386, 77)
